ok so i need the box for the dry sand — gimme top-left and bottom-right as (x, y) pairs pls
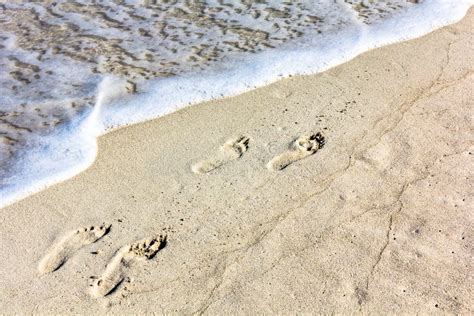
(0, 10), (473, 314)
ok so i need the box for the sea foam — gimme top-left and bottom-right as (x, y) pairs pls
(0, 0), (472, 208)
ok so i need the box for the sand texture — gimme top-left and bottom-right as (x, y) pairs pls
(0, 10), (473, 314)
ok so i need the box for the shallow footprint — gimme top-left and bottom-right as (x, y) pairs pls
(38, 224), (111, 275)
(267, 132), (325, 171)
(192, 136), (250, 174)
(91, 234), (167, 298)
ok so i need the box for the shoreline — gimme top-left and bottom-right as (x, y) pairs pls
(0, 9), (473, 313)
(2, 2), (473, 209)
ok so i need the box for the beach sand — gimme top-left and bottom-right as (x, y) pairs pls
(0, 9), (472, 314)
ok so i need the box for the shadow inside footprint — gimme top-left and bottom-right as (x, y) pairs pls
(267, 132), (325, 171)
(146, 235), (167, 260)
(192, 136), (250, 174)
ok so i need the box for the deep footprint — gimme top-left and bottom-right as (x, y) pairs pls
(38, 224), (111, 275)
(192, 136), (250, 174)
(91, 234), (167, 298)
(267, 132), (325, 171)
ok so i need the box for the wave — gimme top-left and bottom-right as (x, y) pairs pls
(0, 0), (472, 208)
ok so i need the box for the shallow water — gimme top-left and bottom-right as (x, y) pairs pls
(0, 0), (472, 207)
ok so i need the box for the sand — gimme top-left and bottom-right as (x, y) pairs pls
(0, 10), (473, 314)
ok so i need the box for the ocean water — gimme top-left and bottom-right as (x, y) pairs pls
(0, 0), (472, 208)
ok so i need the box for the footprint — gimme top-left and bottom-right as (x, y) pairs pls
(267, 132), (325, 171)
(192, 136), (250, 174)
(91, 234), (167, 298)
(38, 224), (111, 275)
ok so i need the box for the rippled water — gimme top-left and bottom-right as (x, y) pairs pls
(0, 0), (472, 207)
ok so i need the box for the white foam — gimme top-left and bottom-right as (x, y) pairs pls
(0, 0), (472, 208)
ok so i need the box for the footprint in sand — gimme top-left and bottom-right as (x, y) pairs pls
(91, 234), (167, 298)
(192, 136), (250, 174)
(38, 224), (111, 275)
(267, 132), (325, 171)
